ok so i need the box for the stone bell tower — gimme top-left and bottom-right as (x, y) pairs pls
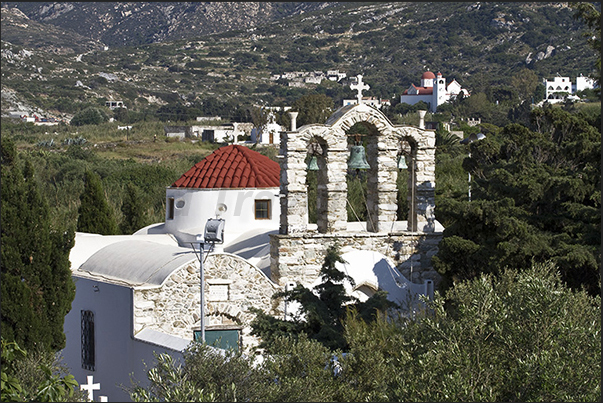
(270, 79), (442, 289)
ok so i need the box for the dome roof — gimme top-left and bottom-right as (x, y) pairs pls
(421, 71), (436, 79)
(171, 144), (280, 189)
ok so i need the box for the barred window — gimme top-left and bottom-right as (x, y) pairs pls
(81, 310), (95, 371)
(255, 200), (271, 220)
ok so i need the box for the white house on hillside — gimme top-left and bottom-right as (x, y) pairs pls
(543, 73), (597, 103)
(400, 71), (469, 113)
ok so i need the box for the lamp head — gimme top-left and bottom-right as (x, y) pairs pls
(204, 218), (225, 243)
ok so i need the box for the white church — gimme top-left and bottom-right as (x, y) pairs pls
(60, 77), (445, 401)
(400, 70), (470, 112)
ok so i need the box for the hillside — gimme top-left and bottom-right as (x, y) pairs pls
(1, 2), (599, 122)
(0, 2), (336, 47)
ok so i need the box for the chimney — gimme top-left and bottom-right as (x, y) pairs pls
(418, 110), (427, 129)
(288, 111), (298, 131)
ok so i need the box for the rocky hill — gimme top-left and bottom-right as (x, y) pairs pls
(1, 2), (336, 47)
(1, 2), (599, 122)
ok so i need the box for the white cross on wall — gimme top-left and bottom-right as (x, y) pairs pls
(80, 375), (100, 401)
(350, 74), (370, 104)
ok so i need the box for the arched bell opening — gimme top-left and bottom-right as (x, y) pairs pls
(345, 122), (379, 232)
(305, 137), (328, 231)
(397, 137), (418, 231)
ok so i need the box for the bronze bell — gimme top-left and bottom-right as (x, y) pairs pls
(397, 154), (408, 170)
(348, 144), (371, 170)
(307, 155), (319, 171)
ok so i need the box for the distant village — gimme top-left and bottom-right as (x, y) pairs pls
(6, 70), (597, 142)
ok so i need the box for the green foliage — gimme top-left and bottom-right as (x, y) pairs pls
(290, 93), (334, 127)
(129, 351), (216, 402)
(1, 137), (76, 352)
(571, 2), (601, 88)
(70, 106), (110, 126)
(511, 68), (540, 103)
(1, 338), (86, 402)
(76, 170), (119, 235)
(342, 262), (601, 402)
(434, 106), (601, 295)
(346, 174), (367, 222)
(254, 334), (348, 402)
(132, 262), (601, 402)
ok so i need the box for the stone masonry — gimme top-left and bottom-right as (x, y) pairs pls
(133, 253), (281, 350)
(272, 103), (442, 289)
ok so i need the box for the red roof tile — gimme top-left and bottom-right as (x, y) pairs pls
(171, 145), (280, 189)
(403, 84), (433, 95)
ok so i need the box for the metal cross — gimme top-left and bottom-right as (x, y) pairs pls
(350, 74), (370, 104)
(80, 375), (101, 401)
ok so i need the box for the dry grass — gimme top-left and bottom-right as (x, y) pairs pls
(90, 138), (219, 163)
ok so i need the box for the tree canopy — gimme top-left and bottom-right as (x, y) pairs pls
(290, 93), (334, 127)
(69, 106), (110, 126)
(250, 244), (396, 352)
(433, 106), (601, 295)
(119, 182), (149, 235)
(1, 137), (76, 351)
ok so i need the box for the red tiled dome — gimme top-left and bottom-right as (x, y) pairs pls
(171, 145), (280, 189)
(421, 71), (436, 79)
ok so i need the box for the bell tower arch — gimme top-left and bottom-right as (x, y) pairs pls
(272, 101), (441, 288)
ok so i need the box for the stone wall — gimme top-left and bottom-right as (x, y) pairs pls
(270, 231), (442, 288)
(133, 253), (282, 351)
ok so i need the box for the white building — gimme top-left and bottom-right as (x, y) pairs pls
(342, 96), (392, 108)
(105, 100), (125, 110)
(544, 73), (597, 103)
(61, 104), (443, 400)
(62, 145), (284, 401)
(165, 123), (253, 143)
(400, 71), (469, 113)
(250, 110), (285, 145)
(327, 69), (347, 81)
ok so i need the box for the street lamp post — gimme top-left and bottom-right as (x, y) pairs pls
(460, 132), (486, 202)
(191, 218), (225, 344)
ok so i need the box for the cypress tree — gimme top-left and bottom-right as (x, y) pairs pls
(77, 170), (119, 235)
(1, 137), (75, 351)
(120, 182), (148, 234)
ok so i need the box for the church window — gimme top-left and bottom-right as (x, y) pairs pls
(176, 199), (185, 208)
(255, 200), (271, 219)
(81, 310), (95, 371)
(168, 197), (175, 219)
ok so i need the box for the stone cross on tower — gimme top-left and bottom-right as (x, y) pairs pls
(350, 74), (370, 104)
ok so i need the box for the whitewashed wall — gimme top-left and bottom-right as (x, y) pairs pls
(61, 278), (186, 402)
(164, 187), (280, 246)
